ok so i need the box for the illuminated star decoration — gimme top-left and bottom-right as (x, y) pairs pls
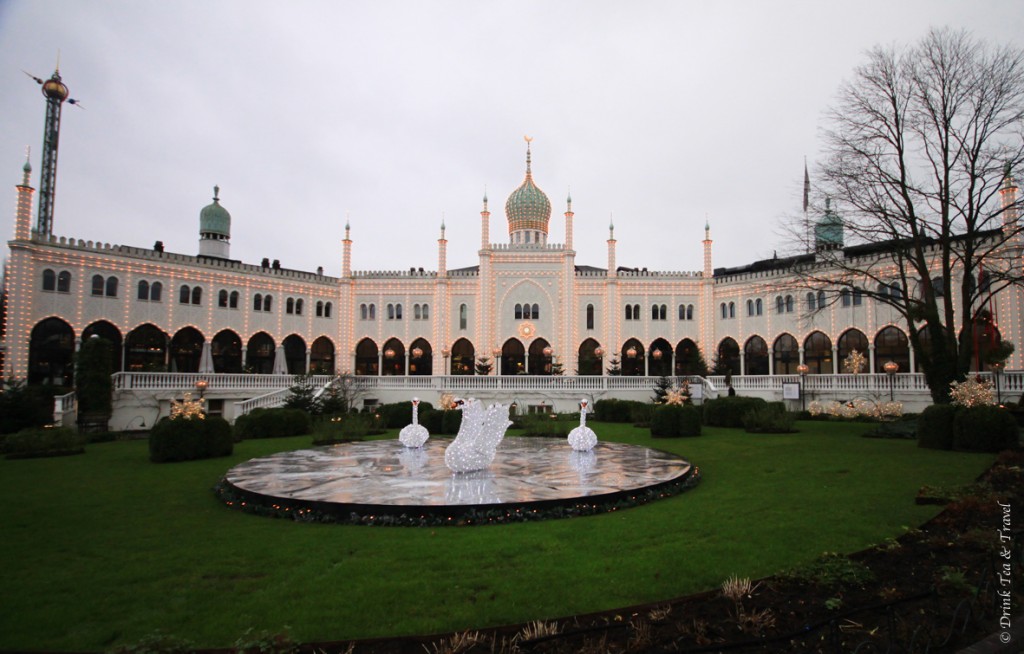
(664, 388), (686, 406)
(170, 392), (205, 420)
(949, 377), (995, 408)
(843, 349), (866, 375)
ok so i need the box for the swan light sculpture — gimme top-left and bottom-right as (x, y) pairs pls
(445, 397), (512, 473)
(398, 397), (430, 448)
(567, 398), (598, 451)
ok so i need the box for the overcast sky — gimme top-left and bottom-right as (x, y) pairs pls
(1, 1), (1021, 277)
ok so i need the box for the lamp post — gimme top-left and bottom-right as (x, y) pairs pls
(991, 361), (1005, 405)
(883, 361), (898, 402)
(194, 378), (209, 400)
(796, 363), (809, 411)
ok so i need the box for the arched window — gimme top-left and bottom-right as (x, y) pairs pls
(219, 289), (229, 308)
(228, 290), (238, 308)
(459, 303), (467, 330)
(654, 304), (663, 320)
(586, 304), (594, 330)
(773, 333), (799, 375)
(180, 285), (191, 304)
(746, 299), (754, 317)
(817, 290), (826, 308)
(325, 302), (332, 318)
(316, 301), (324, 317)
(807, 292), (817, 310)
(728, 301), (735, 318)
(395, 303), (403, 320)
(360, 303), (367, 320)
(42, 269), (56, 291)
(137, 280), (149, 300)
(387, 303), (395, 320)
(57, 271), (71, 293)
(286, 298), (295, 314)
(295, 299), (303, 315)
(515, 304), (523, 320)
(421, 304), (428, 319)
(775, 296), (784, 313)
(368, 303), (374, 320)
(785, 295), (793, 313)
(840, 289), (851, 307)
(720, 303), (727, 319)
(105, 276), (118, 297)
(532, 304), (539, 320)
(686, 304), (694, 320)
(932, 276), (946, 298)
(626, 305), (634, 321)
(254, 293), (263, 312)
(92, 274), (104, 296)
(678, 304), (686, 320)
(755, 298), (763, 316)
(150, 282), (162, 302)
(632, 304), (639, 320)
(414, 303), (421, 320)
(190, 286), (201, 305)
(803, 331), (834, 374)
(852, 289), (862, 306)
(744, 336), (769, 375)
(659, 304), (666, 320)
(263, 295), (272, 312)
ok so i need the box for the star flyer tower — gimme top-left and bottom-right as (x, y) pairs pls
(32, 67), (71, 237)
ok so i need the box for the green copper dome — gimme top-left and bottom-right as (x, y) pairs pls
(199, 186), (231, 237)
(505, 143), (551, 234)
(815, 198), (843, 248)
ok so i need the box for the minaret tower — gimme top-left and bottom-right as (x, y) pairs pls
(342, 218), (352, 277)
(33, 67), (72, 237)
(1001, 162), (1019, 240)
(14, 150), (34, 241)
(606, 217), (617, 275)
(564, 191), (574, 250)
(438, 218), (448, 277)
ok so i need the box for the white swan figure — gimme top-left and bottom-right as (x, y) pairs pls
(445, 398), (512, 473)
(567, 398), (598, 451)
(398, 397), (430, 448)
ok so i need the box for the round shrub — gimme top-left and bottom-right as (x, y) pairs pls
(149, 416), (233, 463)
(703, 396), (768, 428)
(917, 404), (957, 450)
(440, 408), (463, 435)
(377, 401), (435, 429)
(234, 408), (311, 440)
(743, 402), (796, 433)
(679, 405), (702, 436)
(593, 399), (633, 423)
(953, 405), (1019, 452)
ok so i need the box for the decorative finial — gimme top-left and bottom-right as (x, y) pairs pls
(345, 211), (350, 231)
(213, 185), (220, 202)
(567, 187), (572, 206)
(483, 185), (488, 205)
(524, 135), (533, 176)
(441, 212), (446, 231)
(23, 146), (31, 172)
(55, 49), (60, 73)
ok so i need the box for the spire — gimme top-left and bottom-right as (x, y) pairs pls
(213, 185), (220, 202)
(524, 135), (533, 178)
(441, 213), (446, 236)
(21, 147), (32, 186)
(609, 214), (615, 239)
(566, 188), (572, 212)
(483, 186), (488, 211)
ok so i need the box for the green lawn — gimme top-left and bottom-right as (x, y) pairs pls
(0, 421), (994, 651)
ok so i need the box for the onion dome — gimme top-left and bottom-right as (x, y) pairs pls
(505, 140), (551, 236)
(815, 197), (844, 249)
(199, 186), (231, 238)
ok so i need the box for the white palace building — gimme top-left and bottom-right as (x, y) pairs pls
(3, 70), (1023, 427)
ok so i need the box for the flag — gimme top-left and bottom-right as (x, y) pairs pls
(803, 158), (810, 213)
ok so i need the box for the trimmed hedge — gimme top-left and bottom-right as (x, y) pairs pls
(3, 426), (85, 458)
(234, 408), (311, 440)
(377, 401), (436, 429)
(953, 405), (1019, 452)
(743, 402), (796, 433)
(518, 414), (571, 437)
(594, 399), (648, 423)
(650, 404), (702, 437)
(703, 396), (768, 428)
(149, 417), (233, 463)
(420, 409), (462, 435)
(917, 404), (957, 450)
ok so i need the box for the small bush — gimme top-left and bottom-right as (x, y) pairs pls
(743, 402), (796, 433)
(917, 404), (957, 450)
(703, 396), (768, 428)
(441, 409), (463, 435)
(234, 408), (311, 440)
(4, 426), (84, 458)
(149, 417), (233, 463)
(312, 413), (377, 443)
(630, 403), (654, 427)
(650, 404), (702, 437)
(376, 401), (436, 429)
(953, 405), (1019, 452)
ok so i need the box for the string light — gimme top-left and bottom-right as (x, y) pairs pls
(398, 397), (429, 448)
(567, 398), (597, 451)
(444, 397), (512, 473)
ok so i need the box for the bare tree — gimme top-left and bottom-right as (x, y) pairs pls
(792, 28), (1024, 402)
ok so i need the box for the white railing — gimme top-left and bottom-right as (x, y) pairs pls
(112, 372), (334, 392)
(110, 371), (1023, 402)
(53, 391), (77, 427)
(235, 388), (293, 417)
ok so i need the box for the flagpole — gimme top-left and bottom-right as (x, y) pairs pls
(803, 156), (811, 253)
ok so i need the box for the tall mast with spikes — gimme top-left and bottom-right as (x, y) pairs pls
(28, 64), (75, 237)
